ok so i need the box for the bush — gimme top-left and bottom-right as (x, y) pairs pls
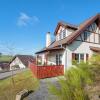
(90, 54), (100, 66)
(49, 62), (93, 100)
(89, 54), (100, 81)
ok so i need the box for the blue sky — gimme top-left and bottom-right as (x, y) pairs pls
(0, 0), (100, 55)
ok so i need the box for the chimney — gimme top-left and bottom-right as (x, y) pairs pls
(46, 32), (51, 47)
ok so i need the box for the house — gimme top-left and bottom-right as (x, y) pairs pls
(35, 14), (100, 72)
(10, 55), (35, 70)
(0, 61), (10, 72)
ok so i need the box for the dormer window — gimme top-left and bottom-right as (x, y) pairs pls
(63, 30), (66, 39)
(56, 29), (66, 41)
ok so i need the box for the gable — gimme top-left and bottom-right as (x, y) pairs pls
(76, 21), (100, 44)
(10, 57), (25, 66)
(10, 55), (35, 67)
(56, 25), (76, 41)
(66, 14), (100, 45)
(54, 21), (78, 36)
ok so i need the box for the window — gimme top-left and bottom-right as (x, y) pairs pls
(56, 55), (59, 65)
(80, 54), (84, 61)
(75, 54), (80, 63)
(56, 54), (62, 65)
(63, 30), (66, 39)
(59, 54), (62, 65)
(84, 32), (87, 41)
(72, 53), (88, 64)
(86, 54), (89, 61)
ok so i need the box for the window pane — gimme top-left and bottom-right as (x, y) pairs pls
(80, 54), (84, 61)
(75, 54), (79, 63)
(63, 30), (66, 39)
(56, 55), (59, 65)
(75, 54), (79, 60)
(59, 54), (62, 65)
(84, 32), (87, 41)
(56, 54), (62, 65)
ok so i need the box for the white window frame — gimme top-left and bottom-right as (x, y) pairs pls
(62, 30), (66, 39)
(56, 54), (62, 65)
(74, 53), (85, 63)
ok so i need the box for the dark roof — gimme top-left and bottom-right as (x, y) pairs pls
(10, 55), (36, 67)
(36, 13), (100, 54)
(90, 46), (100, 52)
(36, 47), (63, 54)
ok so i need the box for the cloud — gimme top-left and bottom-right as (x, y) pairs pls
(17, 12), (39, 26)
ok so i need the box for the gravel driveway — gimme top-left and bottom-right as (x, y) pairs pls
(27, 77), (59, 100)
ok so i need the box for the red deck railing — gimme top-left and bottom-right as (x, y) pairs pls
(29, 63), (64, 79)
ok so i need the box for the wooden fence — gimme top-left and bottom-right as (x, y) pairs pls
(29, 63), (64, 79)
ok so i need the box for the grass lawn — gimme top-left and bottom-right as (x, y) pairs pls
(0, 69), (39, 100)
(0, 55), (13, 62)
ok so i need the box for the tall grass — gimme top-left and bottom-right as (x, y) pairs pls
(49, 62), (93, 100)
(0, 70), (39, 100)
(89, 54), (100, 81)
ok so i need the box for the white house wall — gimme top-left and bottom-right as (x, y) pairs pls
(10, 57), (26, 70)
(65, 40), (100, 69)
(43, 26), (100, 70)
(63, 22), (100, 70)
(56, 26), (75, 41)
(39, 21), (100, 72)
(47, 50), (64, 65)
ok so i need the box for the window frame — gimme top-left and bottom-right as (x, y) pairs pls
(56, 54), (62, 65)
(84, 32), (88, 41)
(62, 30), (66, 39)
(72, 53), (87, 64)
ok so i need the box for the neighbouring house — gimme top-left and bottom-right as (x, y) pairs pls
(10, 55), (35, 70)
(35, 13), (100, 72)
(0, 61), (10, 72)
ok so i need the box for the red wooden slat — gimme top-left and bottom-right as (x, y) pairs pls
(29, 64), (64, 79)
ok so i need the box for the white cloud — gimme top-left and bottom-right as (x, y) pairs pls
(17, 12), (39, 26)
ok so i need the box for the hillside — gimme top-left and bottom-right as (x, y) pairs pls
(0, 55), (13, 62)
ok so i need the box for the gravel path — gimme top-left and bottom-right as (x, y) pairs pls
(27, 77), (59, 100)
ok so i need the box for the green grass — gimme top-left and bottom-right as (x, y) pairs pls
(0, 55), (13, 62)
(0, 69), (39, 100)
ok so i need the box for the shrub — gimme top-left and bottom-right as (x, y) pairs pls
(89, 54), (100, 81)
(89, 54), (100, 66)
(49, 62), (93, 100)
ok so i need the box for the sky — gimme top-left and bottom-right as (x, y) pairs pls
(0, 0), (100, 55)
